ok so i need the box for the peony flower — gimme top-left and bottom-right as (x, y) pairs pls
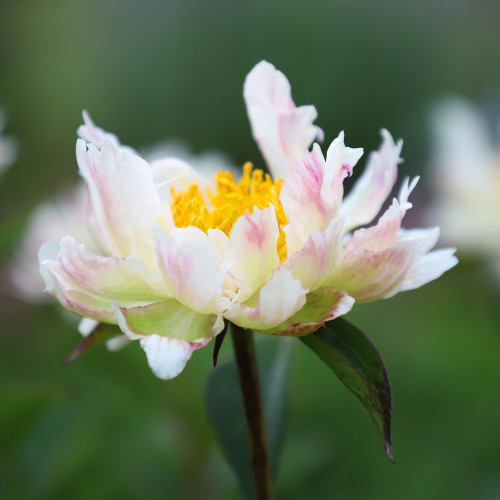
(39, 61), (457, 380)
(428, 97), (500, 277)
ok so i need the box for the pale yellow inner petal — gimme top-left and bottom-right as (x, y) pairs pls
(170, 162), (288, 261)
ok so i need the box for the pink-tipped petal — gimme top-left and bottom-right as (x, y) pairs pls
(263, 287), (355, 336)
(243, 60), (323, 179)
(333, 240), (419, 302)
(281, 133), (362, 254)
(280, 145), (329, 250)
(322, 132), (364, 207)
(57, 236), (169, 299)
(39, 237), (170, 324)
(225, 271), (307, 331)
(154, 226), (228, 314)
(77, 139), (160, 264)
(279, 218), (344, 291)
(39, 240), (116, 322)
(225, 207), (280, 303)
(77, 111), (136, 154)
(342, 176), (417, 254)
(341, 129), (403, 232)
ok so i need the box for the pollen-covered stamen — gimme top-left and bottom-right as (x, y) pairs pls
(170, 162), (289, 261)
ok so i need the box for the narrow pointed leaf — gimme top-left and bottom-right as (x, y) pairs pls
(63, 323), (122, 365)
(300, 318), (393, 461)
(205, 335), (292, 499)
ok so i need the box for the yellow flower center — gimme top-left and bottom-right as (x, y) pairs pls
(170, 162), (288, 262)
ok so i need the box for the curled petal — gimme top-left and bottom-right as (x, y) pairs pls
(112, 298), (222, 342)
(77, 139), (160, 264)
(322, 131), (364, 203)
(154, 226), (228, 314)
(39, 240), (116, 322)
(262, 287), (355, 336)
(394, 228), (458, 294)
(279, 218), (344, 291)
(225, 207), (280, 303)
(57, 236), (169, 299)
(225, 271), (307, 331)
(116, 302), (212, 381)
(341, 129), (403, 232)
(39, 238), (170, 323)
(343, 176), (418, 254)
(139, 335), (207, 380)
(77, 111), (136, 154)
(243, 60), (323, 179)
(332, 241), (419, 302)
(280, 145), (330, 250)
(281, 133), (362, 253)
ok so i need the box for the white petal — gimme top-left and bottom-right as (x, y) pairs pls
(225, 207), (280, 303)
(279, 218), (344, 291)
(77, 139), (160, 265)
(262, 287), (355, 336)
(57, 236), (169, 299)
(225, 271), (307, 331)
(341, 129), (402, 232)
(398, 247), (458, 294)
(243, 60), (323, 178)
(78, 317), (99, 337)
(77, 111), (136, 154)
(154, 226), (228, 313)
(140, 335), (204, 380)
(112, 299), (213, 380)
(280, 134), (362, 254)
(112, 297), (222, 342)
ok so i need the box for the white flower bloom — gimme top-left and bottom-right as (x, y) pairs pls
(428, 97), (500, 274)
(39, 61), (457, 380)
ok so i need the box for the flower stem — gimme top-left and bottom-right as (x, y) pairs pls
(230, 324), (274, 500)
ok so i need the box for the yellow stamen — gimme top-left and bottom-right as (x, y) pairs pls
(170, 162), (288, 261)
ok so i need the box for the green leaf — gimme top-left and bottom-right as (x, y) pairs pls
(205, 335), (292, 499)
(63, 323), (123, 365)
(300, 318), (393, 461)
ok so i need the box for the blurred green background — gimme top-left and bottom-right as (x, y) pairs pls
(1, 1), (500, 498)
